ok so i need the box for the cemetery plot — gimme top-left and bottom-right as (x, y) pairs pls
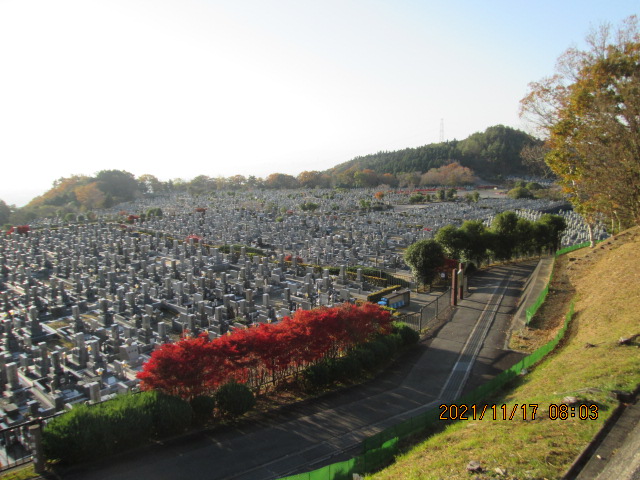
(0, 188), (606, 422)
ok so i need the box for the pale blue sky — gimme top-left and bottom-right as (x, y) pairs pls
(0, 0), (637, 206)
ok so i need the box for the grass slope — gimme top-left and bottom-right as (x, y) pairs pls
(369, 228), (640, 480)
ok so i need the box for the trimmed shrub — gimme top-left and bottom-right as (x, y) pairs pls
(352, 347), (377, 371)
(42, 391), (191, 464)
(190, 395), (216, 423)
(147, 392), (193, 435)
(332, 355), (363, 382)
(362, 340), (391, 366)
(393, 323), (420, 346)
(507, 186), (534, 199)
(380, 333), (402, 356)
(303, 362), (333, 389)
(367, 285), (402, 303)
(215, 382), (255, 417)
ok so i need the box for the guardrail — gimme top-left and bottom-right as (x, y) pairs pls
(0, 412), (62, 473)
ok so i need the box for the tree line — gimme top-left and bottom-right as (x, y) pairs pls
(328, 125), (541, 179)
(404, 212), (567, 287)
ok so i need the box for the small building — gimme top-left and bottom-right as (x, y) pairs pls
(378, 289), (410, 309)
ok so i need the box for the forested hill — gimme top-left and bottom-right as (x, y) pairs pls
(328, 125), (541, 177)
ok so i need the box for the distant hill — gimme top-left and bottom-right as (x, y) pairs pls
(327, 125), (541, 177)
(4, 125), (542, 225)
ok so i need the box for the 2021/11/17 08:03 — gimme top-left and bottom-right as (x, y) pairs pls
(438, 403), (599, 421)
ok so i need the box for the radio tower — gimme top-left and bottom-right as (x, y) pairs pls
(439, 118), (444, 142)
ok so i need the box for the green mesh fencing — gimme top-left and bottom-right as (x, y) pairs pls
(556, 242), (590, 256)
(355, 438), (399, 474)
(277, 439), (399, 480)
(526, 284), (549, 324)
(527, 241), (587, 324)
(362, 408), (439, 452)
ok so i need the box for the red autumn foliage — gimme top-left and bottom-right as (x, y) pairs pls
(437, 258), (459, 272)
(6, 225), (30, 235)
(284, 254), (304, 263)
(136, 332), (222, 399)
(195, 208), (207, 213)
(185, 234), (202, 243)
(137, 303), (392, 399)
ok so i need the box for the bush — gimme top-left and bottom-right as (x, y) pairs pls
(332, 355), (363, 382)
(146, 207), (163, 218)
(507, 186), (534, 199)
(42, 391), (191, 464)
(190, 395), (216, 423)
(367, 285), (402, 303)
(380, 333), (402, 356)
(393, 323), (420, 346)
(303, 362), (333, 389)
(149, 391), (193, 435)
(352, 347), (377, 371)
(409, 193), (425, 204)
(362, 340), (391, 366)
(215, 382), (255, 417)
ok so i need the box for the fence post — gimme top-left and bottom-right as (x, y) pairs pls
(29, 421), (45, 474)
(451, 269), (458, 306)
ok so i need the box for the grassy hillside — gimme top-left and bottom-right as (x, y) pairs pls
(369, 228), (640, 480)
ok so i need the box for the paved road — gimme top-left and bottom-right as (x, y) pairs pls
(52, 261), (537, 480)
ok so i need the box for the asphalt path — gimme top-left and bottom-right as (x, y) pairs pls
(52, 261), (536, 480)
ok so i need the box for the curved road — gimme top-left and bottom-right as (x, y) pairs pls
(54, 261), (536, 480)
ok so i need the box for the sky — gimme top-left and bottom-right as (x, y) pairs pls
(0, 1), (637, 206)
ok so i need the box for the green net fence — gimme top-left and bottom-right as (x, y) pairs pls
(278, 438), (399, 480)
(555, 242), (591, 256)
(526, 284), (549, 325)
(527, 241), (594, 324)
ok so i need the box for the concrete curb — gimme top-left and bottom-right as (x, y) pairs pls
(510, 255), (555, 334)
(563, 384), (640, 480)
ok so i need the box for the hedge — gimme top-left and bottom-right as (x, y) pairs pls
(367, 285), (402, 303)
(43, 391), (192, 464)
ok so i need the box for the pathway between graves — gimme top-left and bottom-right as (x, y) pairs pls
(53, 261), (537, 480)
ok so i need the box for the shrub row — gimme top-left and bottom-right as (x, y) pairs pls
(303, 323), (419, 390)
(366, 285), (402, 303)
(43, 391), (192, 464)
(43, 383), (257, 465)
(138, 303), (392, 398)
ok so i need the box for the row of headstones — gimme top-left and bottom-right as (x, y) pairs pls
(2, 241), (344, 333)
(0, 256), (345, 413)
(18, 193), (568, 274)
